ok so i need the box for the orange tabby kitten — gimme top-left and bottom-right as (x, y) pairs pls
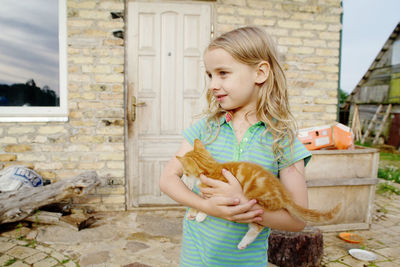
(177, 139), (341, 250)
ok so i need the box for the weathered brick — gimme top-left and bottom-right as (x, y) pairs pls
(0, 154), (17, 162)
(319, 32), (340, 40)
(96, 185), (125, 195)
(216, 5), (235, 14)
(314, 97), (338, 105)
(237, 8), (263, 16)
(5, 145), (32, 153)
(316, 48), (339, 57)
(69, 56), (94, 64)
(291, 13), (314, 21)
(103, 38), (124, 46)
(304, 39), (326, 47)
(7, 127), (35, 135)
(107, 161), (124, 169)
(317, 65), (339, 73)
(68, 1), (97, 9)
(291, 30), (315, 38)
(278, 20), (301, 29)
(304, 23), (327, 30)
(102, 195), (126, 204)
(278, 37), (303, 46)
(79, 10), (109, 20)
(78, 162), (105, 169)
(68, 20), (93, 27)
(217, 15), (245, 24)
(0, 137), (18, 144)
(289, 47), (314, 54)
(220, 0), (246, 6)
(94, 74), (124, 83)
(38, 126), (66, 135)
(263, 10), (290, 19)
(98, 1), (124, 10)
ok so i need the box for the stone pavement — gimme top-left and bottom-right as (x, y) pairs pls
(1, 184), (400, 267)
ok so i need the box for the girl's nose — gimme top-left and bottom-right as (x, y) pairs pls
(208, 78), (220, 91)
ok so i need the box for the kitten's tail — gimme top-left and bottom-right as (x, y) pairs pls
(284, 201), (342, 223)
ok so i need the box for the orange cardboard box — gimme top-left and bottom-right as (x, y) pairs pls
(298, 123), (354, 150)
(298, 125), (333, 150)
(332, 123), (354, 150)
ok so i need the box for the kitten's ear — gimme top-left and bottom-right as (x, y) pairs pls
(194, 139), (205, 151)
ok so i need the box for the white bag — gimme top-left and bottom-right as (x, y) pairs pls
(0, 165), (43, 192)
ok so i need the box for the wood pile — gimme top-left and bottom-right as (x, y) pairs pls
(0, 171), (100, 230)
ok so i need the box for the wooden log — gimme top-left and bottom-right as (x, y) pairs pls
(24, 211), (63, 225)
(0, 171), (99, 224)
(268, 226), (323, 267)
(59, 214), (96, 231)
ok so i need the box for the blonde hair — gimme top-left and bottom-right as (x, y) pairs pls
(204, 26), (296, 162)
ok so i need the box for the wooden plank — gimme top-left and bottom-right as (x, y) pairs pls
(310, 146), (378, 155)
(306, 177), (378, 187)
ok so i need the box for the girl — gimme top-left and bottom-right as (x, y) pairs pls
(159, 26), (311, 266)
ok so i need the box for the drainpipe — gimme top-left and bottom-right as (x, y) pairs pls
(337, 1), (344, 122)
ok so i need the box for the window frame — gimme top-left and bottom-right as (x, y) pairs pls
(0, 0), (68, 122)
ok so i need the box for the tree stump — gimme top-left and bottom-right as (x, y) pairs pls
(268, 226), (323, 267)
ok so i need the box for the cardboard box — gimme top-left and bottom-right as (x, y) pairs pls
(298, 125), (333, 150)
(298, 123), (354, 150)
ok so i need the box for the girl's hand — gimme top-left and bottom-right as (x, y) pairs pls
(199, 169), (263, 223)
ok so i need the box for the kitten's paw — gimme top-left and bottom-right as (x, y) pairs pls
(237, 241), (248, 250)
(195, 212), (207, 222)
(186, 214), (196, 220)
(186, 209), (197, 220)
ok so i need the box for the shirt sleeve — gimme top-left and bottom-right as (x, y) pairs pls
(182, 118), (208, 145)
(278, 136), (312, 170)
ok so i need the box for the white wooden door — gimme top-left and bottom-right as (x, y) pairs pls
(126, 1), (211, 207)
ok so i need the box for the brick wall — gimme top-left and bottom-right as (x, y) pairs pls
(215, 0), (342, 127)
(0, 0), (126, 211)
(0, 0), (342, 211)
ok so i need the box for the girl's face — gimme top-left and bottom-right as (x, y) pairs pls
(204, 48), (259, 115)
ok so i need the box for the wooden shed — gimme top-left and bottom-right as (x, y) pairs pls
(343, 22), (400, 147)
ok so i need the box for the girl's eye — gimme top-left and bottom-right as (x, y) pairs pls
(220, 71), (227, 76)
(206, 73), (212, 79)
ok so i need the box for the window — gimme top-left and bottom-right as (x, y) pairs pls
(0, 0), (67, 122)
(392, 39), (400, 66)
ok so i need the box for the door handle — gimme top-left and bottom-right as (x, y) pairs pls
(131, 96), (146, 121)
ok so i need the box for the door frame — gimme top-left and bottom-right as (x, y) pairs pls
(124, 0), (213, 209)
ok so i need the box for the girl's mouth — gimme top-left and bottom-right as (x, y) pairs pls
(216, 95), (227, 101)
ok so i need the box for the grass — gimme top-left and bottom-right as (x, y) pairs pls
(377, 183), (400, 195)
(4, 258), (17, 266)
(378, 165), (400, 183)
(355, 142), (400, 195)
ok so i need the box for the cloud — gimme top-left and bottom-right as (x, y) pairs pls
(341, 0), (400, 93)
(0, 0), (59, 92)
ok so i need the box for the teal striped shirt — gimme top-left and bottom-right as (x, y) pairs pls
(180, 115), (311, 266)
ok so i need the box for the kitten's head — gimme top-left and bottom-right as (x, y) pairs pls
(176, 139), (214, 177)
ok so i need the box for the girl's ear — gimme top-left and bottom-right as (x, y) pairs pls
(255, 61), (270, 84)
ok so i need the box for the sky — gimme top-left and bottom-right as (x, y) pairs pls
(341, 0), (400, 93)
(0, 0), (398, 96)
(0, 0), (59, 93)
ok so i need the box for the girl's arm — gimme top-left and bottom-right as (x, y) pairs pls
(199, 160), (308, 232)
(159, 139), (260, 221)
